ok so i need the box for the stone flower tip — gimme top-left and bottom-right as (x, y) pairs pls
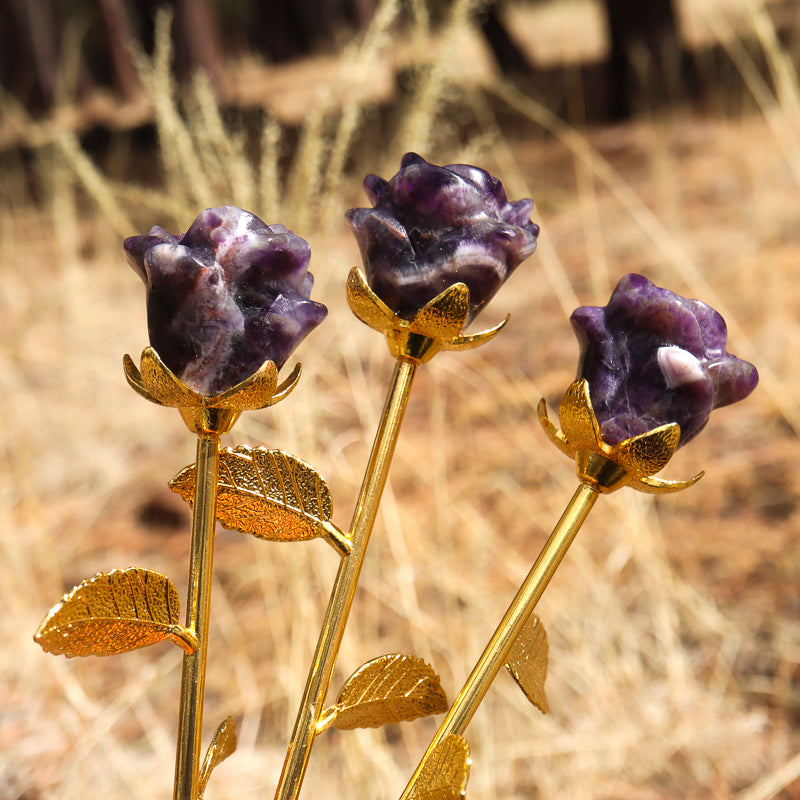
(346, 152), (539, 323)
(570, 273), (758, 448)
(125, 206), (327, 396)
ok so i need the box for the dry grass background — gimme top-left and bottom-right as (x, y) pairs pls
(2, 0), (800, 798)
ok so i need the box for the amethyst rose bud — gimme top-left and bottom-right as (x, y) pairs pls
(571, 273), (758, 447)
(345, 152), (539, 322)
(125, 206), (327, 396)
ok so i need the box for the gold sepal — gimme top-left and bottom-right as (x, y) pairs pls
(538, 379), (703, 494)
(34, 567), (197, 657)
(124, 348), (300, 433)
(505, 614), (549, 714)
(169, 445), (350, 556)
(317, 653), (448, 732)
(346, 267), (508, 364)
(407, 734), (471, 800)
(198, 716), (237, 800)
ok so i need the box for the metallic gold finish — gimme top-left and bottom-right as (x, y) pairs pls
(34, 567), (196, 657)
(505, 613), (549, 714)
(400, 482), (599, 800)
(170, 446), (350, 556)
(123, 348), (301, 433)
(538, 379), (704, 493)
(198, 716), (238, 800)
(316, 653), (448, 732)
(275, 359), (417, 800)
(346, 267), (509, 364)
(407, 734), (471, 800)
(174, 432), (221, 800)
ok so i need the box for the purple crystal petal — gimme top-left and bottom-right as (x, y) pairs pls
(127, 206), (327, 396)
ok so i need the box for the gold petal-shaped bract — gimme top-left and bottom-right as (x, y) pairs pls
(211, 359), (278, 410)
(537, 398), (575, 458)
(558, 379), (603, 452)
(444, 315), (510, 352)
(139, 346), (204, 407)
(324, 653), (448, 731)
(346, 266), (396, 334)
(198, 716), (237, 799)
(635, 471), (705, 494)
(267, 362), (303, 407)
(408, 735), (471, 800)
(411, 282), (470, 341)
(614, 423), (681, 478)
(169, 446), (350, 555)
(505, 614), (549, 714)
(123, 353), (164, 405)
(34, 567), (196, 657)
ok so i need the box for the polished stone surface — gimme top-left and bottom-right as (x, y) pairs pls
(570, 273), (758, 446)
(346, 152), (539, 322)
(125, 206), (327, 396)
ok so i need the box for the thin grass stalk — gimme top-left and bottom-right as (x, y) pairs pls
(257, 115), (283, 222)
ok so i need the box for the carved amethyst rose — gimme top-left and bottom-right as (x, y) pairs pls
(571, 273), (758, 446)
(345, 152), (539, 322)
(125, 206), (327, 396)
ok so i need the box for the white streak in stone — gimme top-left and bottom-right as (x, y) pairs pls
(657, 346), (705, 388)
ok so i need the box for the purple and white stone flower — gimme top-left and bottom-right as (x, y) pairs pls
(570, 273), (758, 446)
(125, 206), (327, 396)
(345, 152), (539, 322)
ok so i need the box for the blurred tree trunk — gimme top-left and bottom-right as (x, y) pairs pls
(94, 0), (141, 102)
(602, 0), (685, 118)
(1, 0), (60, 110)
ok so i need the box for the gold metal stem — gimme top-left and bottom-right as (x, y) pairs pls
(274, 359), (418, 800)
(399, 481), (600, 800)
(174, 433), (221, 800)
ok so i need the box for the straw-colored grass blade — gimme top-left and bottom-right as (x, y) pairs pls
(34, 567), (196, 657)
(170, 445), (349, 555)
(505, 613), (549, 714)
(321, 654), (448, 731)
(198, 716), (237, 799)
(408, 734), (471, 800)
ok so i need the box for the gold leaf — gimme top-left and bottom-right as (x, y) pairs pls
(408, 735), (471, 800)
(170, 446), (348, 554)
(198, 716), (237, 799)
(326, 654), (448, 731)
(505, 613), (549, 714)
(34, 568), (195, 657)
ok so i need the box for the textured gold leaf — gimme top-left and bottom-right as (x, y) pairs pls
(170, 446), (348, 553)
(198, 716), (237, 799)
(326, 654), (448, 731)
(505, 613), (549, 714)
(34, 568), (194, 657)
(408, 735), (471, 800)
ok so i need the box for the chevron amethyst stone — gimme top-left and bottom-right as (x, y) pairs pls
(125, 206), (327, 396)
(345, 152), (539, 322)
(571, 273), (758, 446)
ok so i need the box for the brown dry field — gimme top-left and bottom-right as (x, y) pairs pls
(2, 1), (800, 799)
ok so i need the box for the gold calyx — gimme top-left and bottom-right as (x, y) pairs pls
(123, 348), (301, 434)
(538, 379), (704, 494)
(346, 267), (509, 364)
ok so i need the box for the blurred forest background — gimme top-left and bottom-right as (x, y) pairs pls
(2, 1), (800, 799)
